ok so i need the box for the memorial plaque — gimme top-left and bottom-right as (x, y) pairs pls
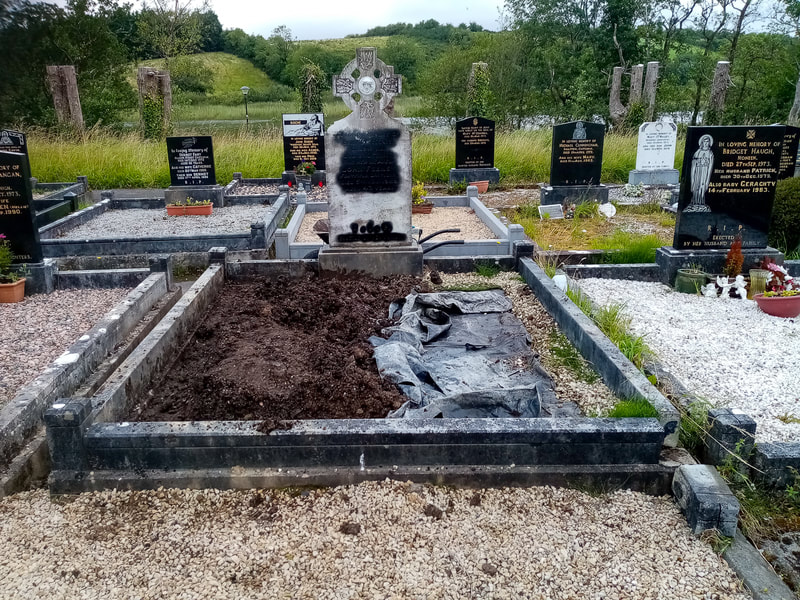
(455, 116), (495, 169)
(635, 118), (678, 171)
(550, 121), (605, 186)
(0, 150), (42, 263)
(166, 136), (216, 186)
(282, 113), (326, 172)
(778, 124), (800, 180)
(538, 204), (564, 219)
(0, 130), (31, 177)
(674, 126), (783, 249)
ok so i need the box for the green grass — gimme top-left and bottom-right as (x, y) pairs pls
(592, 303), (651, 369)
(474, 261), (504, 278)
(596, 231), (665, 264)
(607, 397), (659, 418)
(548, 331), (600, 384)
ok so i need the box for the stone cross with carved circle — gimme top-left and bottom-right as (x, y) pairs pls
(332, 47), (402, 120)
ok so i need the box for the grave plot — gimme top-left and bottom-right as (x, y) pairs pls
(578, 278), (800, 444)
(45, 256), (681, 494)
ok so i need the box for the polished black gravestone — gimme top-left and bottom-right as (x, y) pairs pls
(281, 113), (326, 183)
(164, 136), (223, 207)
(778, 125), (800, 180)
(449, 116), (500, 185)
(543, 121), (608, 204)
(0, 151), (41, 264)
(0, 130), (31, 178)
(673, 126), (783, 250)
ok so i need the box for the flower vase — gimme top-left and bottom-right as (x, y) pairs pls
(748, 269), (769, 299)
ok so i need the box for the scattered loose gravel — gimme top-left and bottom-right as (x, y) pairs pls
(577, 278), (800, 443)
(232, 183), (280, 196)
(0, 288), (130, 406)
(435, 272), (618, 416)
(0, 481), (749, 599)
(57, 206), (270, 239)
(294, 207), (496, 244)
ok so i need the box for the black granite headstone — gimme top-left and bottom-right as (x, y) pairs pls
(0, 130), (31, 178)
(166, 136), (216, 186)
(674, 126), (783, 250)
(455, 116), (495, 169)
(0, 150), (42, 263)
(282, 113), (326, 172)
(778, 124), (800, 180)
(550, 121), (605, 186)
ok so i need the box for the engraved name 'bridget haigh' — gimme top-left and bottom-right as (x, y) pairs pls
(334, 129), (401, 194)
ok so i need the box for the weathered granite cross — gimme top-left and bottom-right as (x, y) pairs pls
(333, 47), (402, 120)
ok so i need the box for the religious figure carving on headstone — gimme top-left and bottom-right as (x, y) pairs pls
(573, 122), (587, 140)
(687, 134), (714, 212)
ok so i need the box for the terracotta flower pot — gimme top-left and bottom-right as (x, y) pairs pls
(185, 204), (213, 216)
(412, 202), (434, 214)
(166, 205), (186, 216)
(754, 293), (800, 318)
(0, 278), (25, 303)
(469, 180), (489, 194)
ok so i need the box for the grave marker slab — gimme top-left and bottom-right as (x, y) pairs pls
(778, 124), (800, 180)
(674, 126), (783, 249)
(538, 204), (564, 220)
(0, 130), (31, 177)
(166, 136), (216, 186)
(628, 118), (679, 186)
(282, 113), (326, 172)
(550, 121), (604, 186)
(455, 117), (495, 169)
(0, 150), (42, 264)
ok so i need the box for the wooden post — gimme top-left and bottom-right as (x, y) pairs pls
(643, 62), (660, 121)
(137, 67), (172, 138)
(789, 72), (800, 127)
(708, 61), (731, 126)
(609, 66), (627, 129)
(45, 66), (84, 131)
(629, 64), (644, 105)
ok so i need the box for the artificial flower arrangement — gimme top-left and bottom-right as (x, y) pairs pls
(295, 161), (316, 176)
(761, 258), (799, 297)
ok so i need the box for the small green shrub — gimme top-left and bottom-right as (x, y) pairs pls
(770, 177), (800, 253)
(474, 261), (503, 278)
(607, 397), (659, 418)
(573, 201), (599, 219)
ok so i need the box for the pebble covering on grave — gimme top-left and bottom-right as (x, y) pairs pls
(674, 126), (783, 249)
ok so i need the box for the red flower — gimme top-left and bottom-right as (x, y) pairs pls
(318, 181), (323, 187)
(287, 181), (292, 187)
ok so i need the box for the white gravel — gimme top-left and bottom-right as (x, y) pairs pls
(294, 207), (497, 244)
(578, 278), (800, 443)
(0, 288), (129, 406)
(57, 206), (270, 239)
(0, 481), (749, 599)
(232, 183), (280, 195)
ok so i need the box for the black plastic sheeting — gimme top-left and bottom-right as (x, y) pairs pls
(371, 290), (562, 419)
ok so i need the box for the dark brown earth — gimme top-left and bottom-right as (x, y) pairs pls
(130, 271), (421, 427)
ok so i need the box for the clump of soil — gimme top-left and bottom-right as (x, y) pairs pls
(130, 271), (420, 427)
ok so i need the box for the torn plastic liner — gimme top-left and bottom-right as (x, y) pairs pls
(371, 289), (559, 419)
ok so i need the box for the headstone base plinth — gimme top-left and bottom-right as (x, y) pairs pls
(282, 171), (326, 188)
(164, 185), (224, 208)
(541, 185), (609, 205)
(628, 169), (679, 186)
(449, 168), (500, 185)
(20, 260), (56, 295)
(656, 246), (784, 286)
(319, 244), (423, 277)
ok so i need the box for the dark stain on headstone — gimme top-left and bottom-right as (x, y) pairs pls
(336, 219), (407, 243)
(334, 129), (401, 193)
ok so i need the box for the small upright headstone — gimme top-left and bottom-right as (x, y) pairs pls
(164, 136), (223, 206)
(282, 113), (326, 183)
(543, 121), (608, 206)
(673, 126), (783, 250)
(0, 130), (31, 178)
(449, 116), (500, 185)
(318, 47), (421, 276)
(0, 150), (42, 264)
(628, 117), (679, 185)
(778, 124), (800, 180)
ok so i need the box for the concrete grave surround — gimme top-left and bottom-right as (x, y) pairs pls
(629, 118), (679, 185)
(325, 48), (411, 249)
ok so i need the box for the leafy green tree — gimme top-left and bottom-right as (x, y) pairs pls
(137, 0), (207, 68)
(298, 61), (324, 112)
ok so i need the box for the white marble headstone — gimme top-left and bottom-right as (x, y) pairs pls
(635, 118), (678, 171)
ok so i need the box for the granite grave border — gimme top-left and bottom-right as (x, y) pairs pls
(42, 252), (691, 495)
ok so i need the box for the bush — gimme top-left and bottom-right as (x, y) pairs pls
(770, 177), (800, 254)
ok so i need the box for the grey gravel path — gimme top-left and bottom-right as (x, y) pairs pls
(0, 288), (129, 406)
(57, 206), (271, 239)
(0, 482), (749, 600)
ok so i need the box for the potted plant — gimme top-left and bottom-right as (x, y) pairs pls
(753, 259), (800, 318)
(0, 233), (25, 303)
(166, 197), (213, 216)
(468, 180), (490, 194)
(674, 264), (708, 294)
(295, 161), (316, 190)
(411, 181), (433, 214)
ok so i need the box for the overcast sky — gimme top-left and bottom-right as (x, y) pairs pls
(209, 0), (505, 40)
